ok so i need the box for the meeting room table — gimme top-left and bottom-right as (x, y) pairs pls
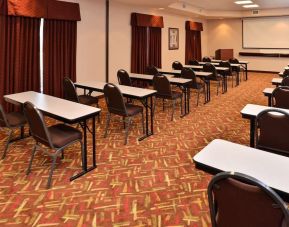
(157, 69), (213, 103)
(75, 81), (156, 141)
(272, 78), (282, 86)
(4, 91), (101, 181)
(129, 73), (192, 117)
(263, 87), (275, 106)
(184, 64), (232, 89)
(212, 59), (249, 81)
(193, 139), (289, 202)
(240, 104), (289, 147)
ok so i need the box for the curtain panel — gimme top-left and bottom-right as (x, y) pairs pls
(0, 15), (40, 111)
(185, 21), (203, 64)
(149, 27), (162, 68)
(131, 26), (148, 74)
(131, 13), (163, 74)
(43, 19), (77, 98)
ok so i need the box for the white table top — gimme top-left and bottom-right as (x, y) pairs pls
(285, 67), (289, 70)
(75, 81), (156, 99)
(272, 78), (282, 85)
(193, 139), (289, 194)
(4, 91), (101, 122)
(212, 60), (249, 64)
(263, 88), (274, 95)
(241, 104), (289, 117)
(198, 62), (219, 66)
(130, 73), (192, 85)
(184, 65), (229, 71)
(158, 69), (212, 77)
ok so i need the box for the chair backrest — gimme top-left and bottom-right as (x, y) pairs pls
(283, 69), (289, 78)
(63, 77), (79, 103)
(103, 83), (127, 116)
(256, 109), (289, 156)
(172, 61), (183, 70)
(203, 63), (218, 78)
(145, 65), (159, 76)
(181, 68), (197, 87)
(117, 69), (132, 87)
(282, 76), (289, 86)
(188, 59), (200, 66)
(202, 57), (211, 62)
(219, 61), (232, 74)
(272, 86), (289, 109)
(229, 58), (239, 64)
(23, 102), (53, 148)
(153, 74), (172, 97)
(208, 172), (289, 227)
(0, 104), (9, 128)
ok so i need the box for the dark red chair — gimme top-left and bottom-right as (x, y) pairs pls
(208, 172), (289, 227)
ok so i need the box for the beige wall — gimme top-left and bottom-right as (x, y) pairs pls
(207, 18), (289, 72)
(69, 0), (207, 83)
(109, 1), (208, 83)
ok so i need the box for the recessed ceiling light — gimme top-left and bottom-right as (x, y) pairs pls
(235, 1), (253, 4)
(243, 4), (259, 8)
(158, 7), (164, 10)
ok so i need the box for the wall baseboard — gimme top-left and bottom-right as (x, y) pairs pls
(248, 70), (279, 74)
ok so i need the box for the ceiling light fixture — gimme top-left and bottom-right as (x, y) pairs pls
(235, 1), (253, 4)
(243, 4), (259, 8)
(158, 7), (164, 10)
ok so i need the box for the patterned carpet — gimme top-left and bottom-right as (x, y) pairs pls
(0, 73), (278, 226)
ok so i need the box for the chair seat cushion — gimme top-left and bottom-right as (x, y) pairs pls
(125, 103), (143, 116)
(190, 82), (204, 90)
(48, 124), (82, 148)
(78, 95), (103, 106)
(4, 112), (26, 127)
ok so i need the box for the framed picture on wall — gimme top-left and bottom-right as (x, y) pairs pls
(168, 28), (179, 50)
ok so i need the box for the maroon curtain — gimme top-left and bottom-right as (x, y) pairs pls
(131, 26), (148, 74)
(185, 30), (202, 64)
(43, 19), (77, 98)
(0, 15), (40, 111)
(149, 27), (162, 68)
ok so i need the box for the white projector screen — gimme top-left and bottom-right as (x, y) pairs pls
(243, 17), (289, 49)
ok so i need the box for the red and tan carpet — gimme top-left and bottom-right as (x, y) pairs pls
(0, 73), (278, 226)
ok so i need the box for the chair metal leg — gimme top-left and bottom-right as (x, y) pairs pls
(180, 96), (183, 116)
(2, 130), (13, 159)
(96, 101), (100, 123)
(171, 100), (175, 121)
(141, 112), (145, 134)
(104, 113), (111, 138)
(26, 144), (37, 175)
(124, 117), (131, 145)
(217, 81), (220, 96)
(47, 155), (57, 189)
(197, 90), (200, 106)
(162, 99), (165, 111)
(61, 150), (64, 159)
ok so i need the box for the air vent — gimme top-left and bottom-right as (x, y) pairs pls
(252, 10), (259, 15)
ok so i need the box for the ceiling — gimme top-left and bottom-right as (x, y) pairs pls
(115, 0), (289, 10)
(182, 0), (289, 11)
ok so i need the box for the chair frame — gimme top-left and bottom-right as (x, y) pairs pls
(203, 63), (224, 95)
(24, 102), (83, 188)
(272, 86), (289, 108)
(0, 105), (26, 159)
(208, 172), (289, 227)
(181, 68), (206, 106)
(153, 75), (183, 121)
(103, 83), (145, 145)
(255, 108), (289, 156)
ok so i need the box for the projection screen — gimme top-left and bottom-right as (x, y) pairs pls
(243, 17), (289, 49)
